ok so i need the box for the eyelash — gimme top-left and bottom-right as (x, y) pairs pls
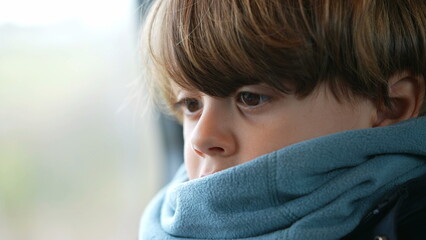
(174, 98), (202, 115)
(174, 92), (272, 116)
(236, 92), (272, 109)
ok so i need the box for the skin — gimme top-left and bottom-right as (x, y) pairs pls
(174, 83), (379, 180)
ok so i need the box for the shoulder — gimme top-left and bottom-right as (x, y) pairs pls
(344, 174), (426, 240)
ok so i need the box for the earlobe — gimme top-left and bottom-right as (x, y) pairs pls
(374, 71), (425, 127)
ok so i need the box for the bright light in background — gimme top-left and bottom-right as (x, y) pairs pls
(0, 0), (164, 240)
(0, 0), (133, 27)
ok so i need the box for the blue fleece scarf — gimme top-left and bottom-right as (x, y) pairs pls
(140, 117), (426, 240)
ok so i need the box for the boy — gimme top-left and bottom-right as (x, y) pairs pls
(139, 0), (426, 239)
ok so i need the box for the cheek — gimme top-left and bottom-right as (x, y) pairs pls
(183, 139), (198, 180)
(238, 123), (297, 162)
(182, 122), (190, 141)
(182, 121), (201, 180)
(287, 106), (374, 141)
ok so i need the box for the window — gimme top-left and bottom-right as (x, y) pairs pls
(0, 1), (163, 239)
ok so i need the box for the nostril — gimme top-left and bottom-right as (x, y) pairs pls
(208, 147), (224, 152)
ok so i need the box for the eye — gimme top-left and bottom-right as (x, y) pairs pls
(237, 92), (271, 107)
(175, 98), (203, 114)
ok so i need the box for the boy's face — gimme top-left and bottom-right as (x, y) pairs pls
(174, 84), (377, 180)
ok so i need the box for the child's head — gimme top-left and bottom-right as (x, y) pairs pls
(141, 0), (426, 179)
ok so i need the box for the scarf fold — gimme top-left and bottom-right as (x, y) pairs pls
(140, 117), (426, 240)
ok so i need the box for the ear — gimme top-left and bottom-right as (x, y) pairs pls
(374, 71), (425, 127)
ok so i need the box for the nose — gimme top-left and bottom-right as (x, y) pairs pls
(189, 101), (237, 158)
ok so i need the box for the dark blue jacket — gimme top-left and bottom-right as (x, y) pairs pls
(345, 174), (426, 240)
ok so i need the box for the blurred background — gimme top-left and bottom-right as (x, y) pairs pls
(0, 0), (183, 239)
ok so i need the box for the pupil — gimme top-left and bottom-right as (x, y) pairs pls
(242, 93), (260, 106)
(187, 100), (199, 112)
